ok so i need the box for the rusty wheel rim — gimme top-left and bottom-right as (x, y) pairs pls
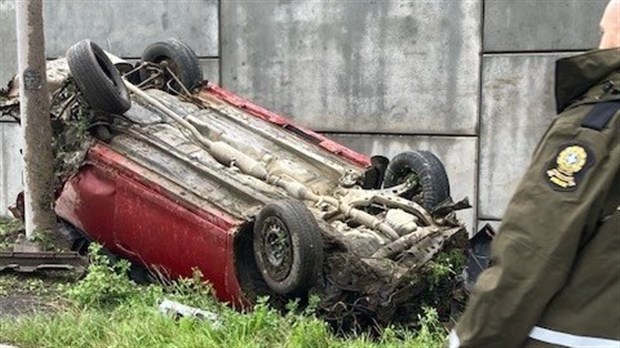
(260, 216), (293, 281)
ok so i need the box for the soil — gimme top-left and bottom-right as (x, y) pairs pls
(0, 294), (55, 318)
(0, 219), (78, 319)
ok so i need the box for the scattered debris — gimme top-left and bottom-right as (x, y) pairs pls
(158, 299), (222, 328)
(463, 224), (496, 292)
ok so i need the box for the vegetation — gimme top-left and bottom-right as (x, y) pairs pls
(0, 243), (451, 347)
(0, 217), (23, 251)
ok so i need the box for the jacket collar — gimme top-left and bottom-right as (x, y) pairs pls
(555, 48), (620, 113)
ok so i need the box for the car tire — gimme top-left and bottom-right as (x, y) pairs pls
(253, 200), (323, 297)
(140, 38), (203, 92)
(66, 40), (131, 114)
(383, 150), (451, 209)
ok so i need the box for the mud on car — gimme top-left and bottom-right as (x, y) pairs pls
(2, 39), (470, 329)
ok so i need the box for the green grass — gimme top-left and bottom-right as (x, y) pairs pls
(0, 244), (448, 348)
(0, 218), (22, 234)
(0, 217), (23, 251)
(0, 273), (72, 298)
(0, 302), (447, 348)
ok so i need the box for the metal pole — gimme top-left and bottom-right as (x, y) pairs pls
(16, 0), (55, 241)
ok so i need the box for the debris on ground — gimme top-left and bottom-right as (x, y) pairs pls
(158, 299), (222, 328)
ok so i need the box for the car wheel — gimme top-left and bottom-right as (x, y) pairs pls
(140, 38), (203, 92)
(253, 200), (323, 297)
(66, 40), (131, 114)
(383, 150), (451, 210)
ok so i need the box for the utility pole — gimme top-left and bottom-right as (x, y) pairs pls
(15, 0), (55, 243)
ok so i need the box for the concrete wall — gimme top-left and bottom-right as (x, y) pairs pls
(0, 120), (22, 216)
(0, 0), (220, 84)
(478, 53), (570, 220)
(0, 0), (18, 86)
(0, 0), (609, 233)
(484, 0), (607, 52)
(221, 1), (481, 135)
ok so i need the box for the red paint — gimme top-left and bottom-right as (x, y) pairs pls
(204, 84), (370, 167)
(56, 144), (245, 304)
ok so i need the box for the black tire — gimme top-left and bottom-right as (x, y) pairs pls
(140, 38), (203, 91)
(66, 40), (131, 114)
(383, 151), (451, 209)
(253, 200), (323, 297)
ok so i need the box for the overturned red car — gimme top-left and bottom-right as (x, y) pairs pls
(4, 39), (469, 326)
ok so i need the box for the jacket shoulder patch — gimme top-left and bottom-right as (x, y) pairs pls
(545, 143), (595, 191)
(581, 101), (620, 131)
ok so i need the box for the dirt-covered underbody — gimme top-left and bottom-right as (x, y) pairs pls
(1, 40), (470, 330)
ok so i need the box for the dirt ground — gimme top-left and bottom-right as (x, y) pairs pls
(0, 272), (75, 319)
(0, 219), (76, 319)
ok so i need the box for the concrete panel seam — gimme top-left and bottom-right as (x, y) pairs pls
(483, 50), (586, 57)
(474, 0), (485, 231)
(321, 131), (479, 138)
(217, 0), (222, 88)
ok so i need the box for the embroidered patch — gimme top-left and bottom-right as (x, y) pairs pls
(546, 144), (595, 191)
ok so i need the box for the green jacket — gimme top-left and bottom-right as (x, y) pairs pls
(451, 48), (620, 348)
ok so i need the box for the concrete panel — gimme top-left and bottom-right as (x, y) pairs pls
(0, 0), (17, 85)
(0, 122), (22, 217)
(1, 1), (219, 84)
(201, 59), (220, 85)
(43, 0), (219, 58)
(327, 133), (477, 232)
(484, 0), (608, 52)
(222, 1), (481, 134)
(479, 53), (574, 219)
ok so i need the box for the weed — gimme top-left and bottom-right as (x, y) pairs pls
(65, 243), (139, 307)
(0, 218), (23, 236)
(411, 307), (448, 347)
(0, 218), (23, 251)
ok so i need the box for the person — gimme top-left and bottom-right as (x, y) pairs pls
(449, 1), (620, 347)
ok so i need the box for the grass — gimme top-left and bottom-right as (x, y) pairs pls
(0, 244), (449, 348)
(0, 217), (23, 251)
(0, 303), (447, 347)
(0, 300), (447, 348)
(0, 273), (72, 298)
